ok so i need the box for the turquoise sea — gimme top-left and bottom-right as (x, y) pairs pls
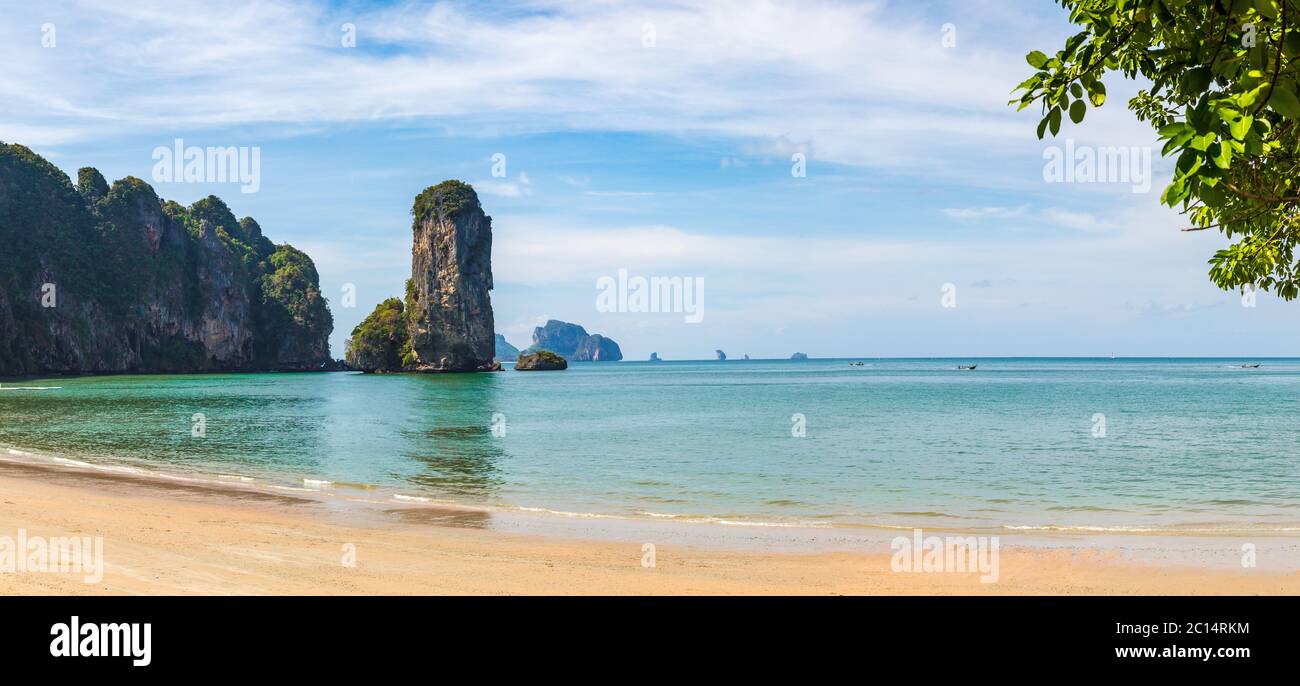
(1, 358), (1297, 534)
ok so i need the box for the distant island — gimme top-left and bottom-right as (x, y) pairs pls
(716, 349), (727, 361)
(494, 334), (521, 362)
(791, 352), (808, 360)
(0, 143), (332, 376)
(525, 320), (622, 361)
(345, 181), (497, 372)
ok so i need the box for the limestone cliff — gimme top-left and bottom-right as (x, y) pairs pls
(405, 181), (495, 371)
(344, 181), (497, 373)
(494, 334), (520, 362)
(524, 320), (623, 361)
(0, 143), (333, 375)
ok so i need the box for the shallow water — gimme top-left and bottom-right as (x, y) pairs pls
(2, 358), (1297, 533)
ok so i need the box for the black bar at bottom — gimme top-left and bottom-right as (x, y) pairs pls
(0, 596), (1287, 673)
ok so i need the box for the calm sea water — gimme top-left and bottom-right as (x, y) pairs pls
(2, 359), (1298, 533)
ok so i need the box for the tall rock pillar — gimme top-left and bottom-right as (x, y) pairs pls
(406, 181), (496, 371)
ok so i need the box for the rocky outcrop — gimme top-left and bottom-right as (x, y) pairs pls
(0, 143), (333, 375)
(572, 333), (621, 361)
(344, 181), (497, 373)
(716, 349), (727, 361)
(791, 352), (809, 360)
(649, 352), (661, 362)
(404, 182), (495, 371)
(515, 350), (567, 371)
(525, 320), (622, 361)
(343, 298), (407, 372)
(494, 334), (520, 362)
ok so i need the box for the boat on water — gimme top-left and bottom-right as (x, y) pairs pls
(848, 361), (865, 366)
(1241, 363), (1261, 369)
(957, 364), (977, 371)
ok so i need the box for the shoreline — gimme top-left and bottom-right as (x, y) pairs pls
(0, 453), (1296, 594)
(3, 445), (1295, 549)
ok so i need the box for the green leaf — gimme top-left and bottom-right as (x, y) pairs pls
(1026, 51), (1048, 69)
(1037, 115), (1049, 140)
(1228, 114), (1254, 140)
(1255, 0), (1278, 20)
(1285, 32), (1300, 58)
(1069, 100), (1086, 123)
(1189, 132), (1216, 152)
(1087, 80), (1106, 107)
(1048, 107), (1062, 135)
(1210, 142), (1233, 169)
(1183, 66), (1213, 94)
(1239, 83), (1270, 108)
(1268, 84), (1300, 119)
(1015, 75), (1042, 91)
(1158, 122), (1189, 139)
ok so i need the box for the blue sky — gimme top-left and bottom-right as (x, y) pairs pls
(3, 0), (1297, 359)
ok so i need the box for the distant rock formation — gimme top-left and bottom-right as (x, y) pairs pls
(525, 320), (623, 361)
(743, 354), (750, 360)
(716, 349), (727, 361)
(494, 334), (520, 362)
(515, 350), (567, 371)
(345, 181), (497, 373)
(790, 352), (809, 360)
(0, 143), (333, 375)
(649, 352), (661, 362)
(572, 333), (621, 361)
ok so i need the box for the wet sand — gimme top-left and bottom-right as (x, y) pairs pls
(0, 456), (1295, 595)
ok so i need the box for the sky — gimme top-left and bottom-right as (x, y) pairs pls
(2, 0), (1296, 359)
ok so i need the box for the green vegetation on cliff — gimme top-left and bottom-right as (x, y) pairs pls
(0, 142), (333, 375)
(345, 298), (409, 372)
(254, 244), (334, 367)
(411, 179), (476, 222)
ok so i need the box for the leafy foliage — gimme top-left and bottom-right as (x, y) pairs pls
(76, 167), (109, 203)
(1013, 0), (1300, 298)
(345, 298), (409, 371)
(411, 180), (477, 227)
(254, 244), (333, 366)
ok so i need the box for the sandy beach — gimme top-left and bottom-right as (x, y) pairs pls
(0, 456), (1295, 595)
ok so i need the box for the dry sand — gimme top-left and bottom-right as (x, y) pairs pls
(0, 458), (1295, 595)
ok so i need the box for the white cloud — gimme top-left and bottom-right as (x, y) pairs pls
(0, 0), (1144, 178)
(1039, 208), (1113, 233)
(941, 205), (1030, 220)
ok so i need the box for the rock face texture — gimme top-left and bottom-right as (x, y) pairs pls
(525, 320), (622, 361)
(494, 334), (520, 362)
(406, 181), (495, 371)
(514, 350), (567, 371)
(345, 181), (497, 373)
(0, 143), (333, 375)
